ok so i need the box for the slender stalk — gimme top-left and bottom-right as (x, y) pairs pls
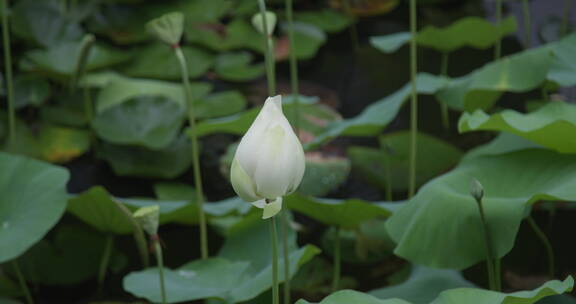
(153, 238), (167, 304)
(280, 209), (291, 304)
(439, 52), (450, 130)
(12, 261), (33, 304)
(408, 0), (418, 198)
(97, 235), (114, 289)
(331, 227), (341, 292)
(474, 196), (498, 291)
(286, 0), (300, 133)
(257, 0), (276, 96)
(114, 200), (150, 268)
(270, 216), (280, 304)
(527, 216), (555, 278)
(561, 0), (573, 37)
(494, 0), (503, 59)
(1, 0), (15, 145)
(71, 35), (96, 122)
(174, 46), (208, 260)
(522, 0), (532, 47)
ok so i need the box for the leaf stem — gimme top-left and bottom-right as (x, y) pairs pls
(474, 196), (499, 291)
(113, 200), (149, 268)
(153, 237), (167, 304)
(408, 0), (418, 198)
(439, 52), (450, 130)
(331, 227), (341, 292)
(280, 209), (291, 304)
(522, 0), (532, 47)
(257, 0), (276, 96)
(12, 260), (33, 304)
(270, 216), (280, 304)
(97, 235), (114, 290)
(527, 215), (555, 278)
(1, 0), (15, 145)
(495, 0), (503, 59)
(174, 46), (209, 260)
(286, 0), (300, 134)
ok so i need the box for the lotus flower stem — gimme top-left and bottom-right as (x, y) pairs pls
(113, 200), (149, 268)
(561, 0), (573, 37)
(153, 237), (167, 304)
(522, 0), (532, 47)
(439, 52), (450, 130)
(473, 195), (498, 291)
(331, 227), (341, 292)
(71, 34), (95, 121)
(257, 0), (276, 96)
(286, 0), (300, 134)
(527, 215), (555, 278)
(280, 209), (291, 304)
(270, 214), (280, 304)
(494, 0), (503, 59)
(12, 260), (33, 304)
(1, 0), (15, 145)
(408, 0), (418, 198)
(174, 46), (209, 260)
(97, 235), (114, 290)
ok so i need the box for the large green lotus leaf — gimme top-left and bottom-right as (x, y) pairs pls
(436, 47), (553, 111)
(92, 95), (185, 149)
(196, 91), (247, 119)
(214, 52), (266, 82)
(98, 136), (192, 179)
(154, 182), (197, 201)
(370, 17), (516, 54)
(369, 266), (474, 304)
(547, 33), (576, 86)
(306, 73), (447, 150)
(348, 131), (462, 192)
(94, 76), (211, 113)
(430, 277), (573, 304)
(296, 290), (411, 304)
(458, 101), (576, 154)
(283, 22), (327, 60)
(386, 150), (576, 269)
(0, 153), (70, 263)
(11, 0), (84, 47)
(15, 224), (125, 285)
(285, 193), (391, 229)
(294, 9), (353, 33)
(37, 125), (90, 163)
(68, 186), (134, 234)
(185, 18), (265, 53)
(122, 44), (214, 80)
(462, 133), (542, 162)
(21, 41), (130, 80)
(195, 107), (260, 137)
(297, 154), (350, 197)
(537, 295), (576, 304)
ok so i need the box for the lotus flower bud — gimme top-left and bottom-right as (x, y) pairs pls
(146, 12), (184, 46)
(470, 178), (484, 203)
(251, 11), (277, 36)
(230, 95), (305, 218)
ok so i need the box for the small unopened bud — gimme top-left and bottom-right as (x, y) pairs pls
(251, 11), (277, 36)
(133, 205), (160, 236)
(146, 12), (184, 46)
(470, 178), (484, 202)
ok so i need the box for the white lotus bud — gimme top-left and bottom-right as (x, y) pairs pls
(230, 95), (305, 218)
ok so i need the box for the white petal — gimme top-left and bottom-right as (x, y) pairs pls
(262, 197), (283, 219)
(251, 199), (266, 209)
(253, 125), (293, 198)
(230, 158), (261, 202)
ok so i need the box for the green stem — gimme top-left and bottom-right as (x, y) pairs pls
(257, 0), (276, 96)
(331, 227), (341, 292)
(495, 0), (503, 59)
(154, 238), (167, 304)
(286, 0), (300, 133)
(408, 0), (418, 198)
(474, 197), (498, 291)
(439, 52), (450, 130)
(71, 34), (95, 91)
(561, 0), (573, 37)
(1, 0), (15, 145)
(280, 209), (291, 304)
(522, 0), (532, 47)
(113, 200), (149, 268)
(174, 46), (208, 260)
(270, 216), (280, 304)
(97, 235), (114, 289)
(527, 215), (555, 278)
(12, 261), (33, 304)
